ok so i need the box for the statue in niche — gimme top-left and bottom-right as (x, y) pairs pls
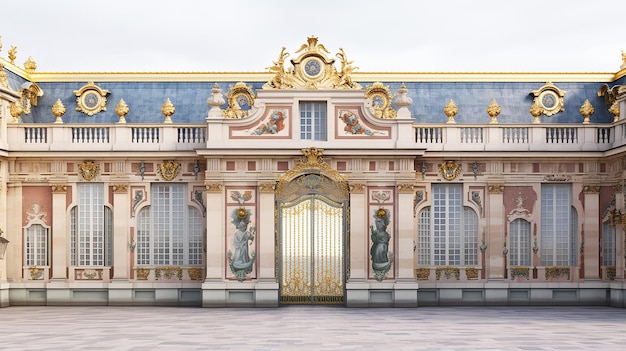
(370, 208), (394, 281)
(227, 207), (256, 282)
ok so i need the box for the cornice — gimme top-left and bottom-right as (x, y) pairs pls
(25, 71), (618, 84)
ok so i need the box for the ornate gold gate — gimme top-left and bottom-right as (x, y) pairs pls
(276, 148), (349, 305)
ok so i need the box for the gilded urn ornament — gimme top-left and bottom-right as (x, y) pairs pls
(52, 99), (66, 124)
(579, 99), (594, 124)
(161, 98), (175, 123)
(487, 99), (501, 124)
(116, 99), (129, 124)
(444, 99), (458, 124)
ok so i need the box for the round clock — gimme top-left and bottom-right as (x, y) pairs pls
(539, 90), (558, 110)
(83, 91), (100, 109)
(303, 57), (323, 78)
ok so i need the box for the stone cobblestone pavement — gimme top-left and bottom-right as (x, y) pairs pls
(0, 305), (625, 350)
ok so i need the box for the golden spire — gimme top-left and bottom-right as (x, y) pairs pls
(8, 46), (17, 65)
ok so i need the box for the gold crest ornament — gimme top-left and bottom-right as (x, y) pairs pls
(439, 161), (461, 181)
(157, 160), (181, 181)
(79, 161), (100, 181)
(74, 82), (110, 116)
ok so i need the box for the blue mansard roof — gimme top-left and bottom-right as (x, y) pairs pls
(13, 78), (616, 125)
(2, 36), (624, 126)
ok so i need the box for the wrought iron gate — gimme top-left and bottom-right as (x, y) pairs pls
(279, 195), (345, 304)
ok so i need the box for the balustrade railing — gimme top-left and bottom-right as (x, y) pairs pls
(8, 124), (207, 151)
(7, 122), (626, 152)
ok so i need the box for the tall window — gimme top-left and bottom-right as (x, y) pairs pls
(137, 184), (203, 266)
(602, 221), (616, 267)
(24, 224), (49, 266)
(417, 184), (479, 266)
(70, 183), (113, 266)
(300, 101), (327, 140)
(509, 219), (531, 266)
(540, 184), (577, 266)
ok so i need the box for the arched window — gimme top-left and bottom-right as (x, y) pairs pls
(136, 184), (203, 266)
(509, 218), (531, 266)
(70, 183), (113, 266)
(417, 184), (479, 266)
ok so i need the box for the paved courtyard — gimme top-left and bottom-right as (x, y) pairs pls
(0, 305), (625, 350)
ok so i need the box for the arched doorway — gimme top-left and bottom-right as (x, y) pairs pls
(276, 148), (349, 305)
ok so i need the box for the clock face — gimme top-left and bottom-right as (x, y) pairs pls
(303, 58), (323, 78)
(83, 91), (100, 109)
(540, 91), (557, 109)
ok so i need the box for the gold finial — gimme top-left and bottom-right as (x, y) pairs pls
(0, 62), (8, 89)
(8, 46), (17, 65)
(444, 99), (458, 124)
(487, 99), (501, 124)
(609, 101), (620, 123)
(115, 98), (129, 124)
(530, 101), (542, 124)
(9, 101), (23, 123)
(51, 99), (66, 124)
(161, 98), (175, 123)
(0, 36), (2, 53)
(579, 99), (594, 124)
(24, 56), (37, 72)
(622, 50), (626, 68)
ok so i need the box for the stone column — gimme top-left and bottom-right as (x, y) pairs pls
(486, 184), (505, 279)
(582, 184), (600, 279)
(50, 184), (68, 280)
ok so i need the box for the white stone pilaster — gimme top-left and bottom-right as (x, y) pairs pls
(396, 183), (415, 280)
(583, 185), (600, 279)
(486, 184), (505, 279)
(257, 182), (276, 280)
(205, 182), (224, 280)
(349, 183), (367, 280)
(51, 184), (68, 280)
(112, 184), (130, 279)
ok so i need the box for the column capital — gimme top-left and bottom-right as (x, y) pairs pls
(205, 182), (223, 193)
(487, 184), (504, 194)
(50, 183), (67, 193)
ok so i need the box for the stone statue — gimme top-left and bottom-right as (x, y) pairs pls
(227, 207), (256, 281)
(370, 208), (393, 281)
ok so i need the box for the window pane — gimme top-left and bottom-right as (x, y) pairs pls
(300, 102), (326, 140)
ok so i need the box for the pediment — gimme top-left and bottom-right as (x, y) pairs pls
(263, 36), (361, 90)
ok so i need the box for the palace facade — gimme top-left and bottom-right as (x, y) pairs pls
(1, 37), (626, 307)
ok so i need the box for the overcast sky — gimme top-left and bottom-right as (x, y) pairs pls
(1, 0), (624, 73)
